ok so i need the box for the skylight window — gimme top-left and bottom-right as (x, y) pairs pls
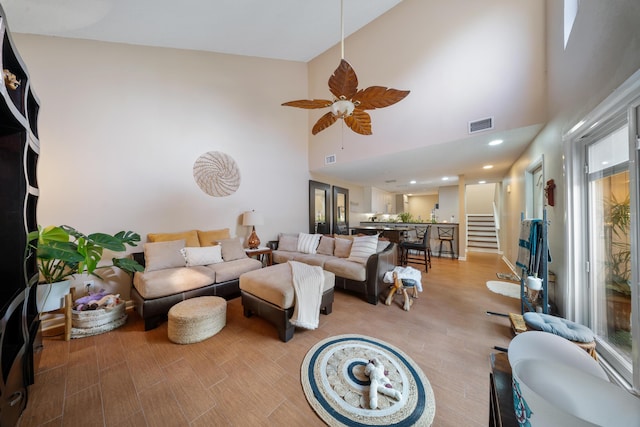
(564, 0), (579, 49)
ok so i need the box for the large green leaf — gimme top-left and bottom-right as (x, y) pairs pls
(76, 238), (104, 276)
(86, 233), (126, 252)
(114, 231), (141, 247)
(38, 241), (84, 262)
(39, 225), (70, 244)
(113, 257), (144, 273)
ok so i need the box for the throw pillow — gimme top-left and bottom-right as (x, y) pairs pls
(334, 234), (355, 241)
(334, 237), (353, 258)
(144, 239), (186, 272)
(219, 237), (247, 261)
(376, 239), (390, 253)
(197, 228), (231, 246)
(347, 234), (379, 264)
(278, 233), (298, 252)
(180, 245), (223, 267)
(147, 230), (200, 247)
(297, 232), (321, 254)
(316, 236), (335, 256)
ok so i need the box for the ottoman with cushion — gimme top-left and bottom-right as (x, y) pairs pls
(168, 296), (226, 344)
(239, 263), (335, 342)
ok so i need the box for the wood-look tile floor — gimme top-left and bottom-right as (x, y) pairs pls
(19, 252), (520, 427)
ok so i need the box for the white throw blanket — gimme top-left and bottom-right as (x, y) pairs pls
(289, 260), (325, 330)
(383, 266), (423, 292)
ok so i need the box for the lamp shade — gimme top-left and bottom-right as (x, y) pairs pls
(242, 211), (263, 227)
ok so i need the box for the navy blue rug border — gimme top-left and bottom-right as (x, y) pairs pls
(305, 335), (427, 427)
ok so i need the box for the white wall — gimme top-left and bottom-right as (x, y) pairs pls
(14, 35), (311, 297)
(466, 183), (496, 214)
(436, 186), (459, 223)
(306, 0), (546, 176)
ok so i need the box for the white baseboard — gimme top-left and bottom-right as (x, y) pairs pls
(502, 255), (518, 274)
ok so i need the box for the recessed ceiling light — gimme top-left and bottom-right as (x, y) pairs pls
(483, 165), (493, 169)
(442, 177), (449, 181)
(479, 180), (487, 184)
(407, 193), (413, 196)
(410, 180), (416, 184)
(488, 139), (503, 146)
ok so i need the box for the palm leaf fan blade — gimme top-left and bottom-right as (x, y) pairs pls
(353, 87), (410, 110)
(281, 99), (333, 109)
(328, 59), (358, 100)
(345, 109), (372, 135)
(312, 112), (339, 135)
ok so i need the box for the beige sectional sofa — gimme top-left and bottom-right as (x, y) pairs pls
(269, 233), (396, 304)
(130, 228), (262, 330)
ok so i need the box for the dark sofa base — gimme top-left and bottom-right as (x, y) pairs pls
(130, 279), (241, 331)
(333, 276), (381, 305)
(241, 289), (334, 342)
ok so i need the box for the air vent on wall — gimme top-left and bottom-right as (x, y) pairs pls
(468, 117), (494, 134)
(325, 154), (336, 165)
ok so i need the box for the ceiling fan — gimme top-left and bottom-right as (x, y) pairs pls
(281, 0), (409, 136)
(282, 59), (409, 135)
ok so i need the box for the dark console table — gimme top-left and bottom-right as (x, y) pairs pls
(489, 352), (518, 427)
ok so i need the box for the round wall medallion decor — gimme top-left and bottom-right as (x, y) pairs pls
(193, 151), (241, 197)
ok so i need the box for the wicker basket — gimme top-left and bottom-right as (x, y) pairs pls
(71, 301), (127, 339)
(72, 301), (126, 329)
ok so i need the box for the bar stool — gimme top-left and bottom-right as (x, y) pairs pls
(399, 225), (431, 271)
(436, 226), (456, 259)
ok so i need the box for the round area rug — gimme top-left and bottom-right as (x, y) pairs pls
(486, 280), (520, 299)
(301, 334), (435, 426)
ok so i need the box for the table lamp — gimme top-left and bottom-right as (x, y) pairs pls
(243, 210), (264, 249)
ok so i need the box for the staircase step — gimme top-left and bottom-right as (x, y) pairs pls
(467, 214), (499, 251)
(469, 235), (498, 242)
(467, 228), (496, 234)
(468, 242), (499, 249)
(468, 223), (495, 228)
(468, 232), (496, 237)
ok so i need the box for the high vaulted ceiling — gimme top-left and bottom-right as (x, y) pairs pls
(3, 0), (542, 195)
(2, 0), (402, 62)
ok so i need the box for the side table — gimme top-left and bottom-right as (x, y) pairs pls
(245, 247), (273, 266)
(489, 352), (518, 427)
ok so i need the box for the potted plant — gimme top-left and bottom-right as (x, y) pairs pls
(604, 193), (631, 340)
(28, 225), (144, 312)
(398, 212), (413, 223)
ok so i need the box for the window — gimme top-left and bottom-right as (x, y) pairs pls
(564, 0), (579, 49)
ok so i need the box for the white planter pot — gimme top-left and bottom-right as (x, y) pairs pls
(36, 280), (71, 313)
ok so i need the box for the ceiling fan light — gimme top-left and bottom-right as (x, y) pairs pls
(331, 99), (355, 118)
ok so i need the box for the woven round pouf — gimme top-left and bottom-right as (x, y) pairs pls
(168, 296), (226, 344)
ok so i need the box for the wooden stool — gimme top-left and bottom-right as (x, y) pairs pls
(385, 272), (416, 311)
